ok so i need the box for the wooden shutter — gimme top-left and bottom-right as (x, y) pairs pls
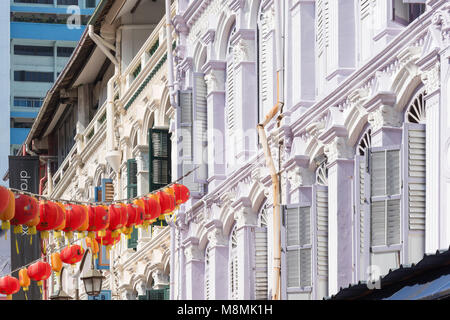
(315, 185), (328, 279)
(286, 205), (312, 289)
(179, 90), (193, 159)
(94, 186), (102, 203)
(205, 247), (211, 300)
(193, 73), (208, 183)
(149, 129), (171, 192)
(254, 226), (268, 300)
(370, 148), (401, 247)
(406, 123), (426, 231)
(127, 159), (138, 250)
(127, 159), (138, 198)
(101, 179), (114, 203)
(226, 54), (235, 134)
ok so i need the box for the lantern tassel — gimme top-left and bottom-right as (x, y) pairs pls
(6, 295), (12, 300)
(16, 238), (19, 255)
(4, 230), (6, 241)
(1, 220), (10, 230)
(24, 291), (28, 300)
(30, 234), (32, 245)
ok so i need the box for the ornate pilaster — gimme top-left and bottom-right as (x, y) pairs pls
(183, 237), (204, 299)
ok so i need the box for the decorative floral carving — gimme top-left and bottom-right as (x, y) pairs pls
(324, 137), (353, 163)
(368, 105), (402, 132)
(421, 62), (441, 94)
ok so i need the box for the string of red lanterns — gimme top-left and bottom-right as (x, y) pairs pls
(0, 182), (190, 300)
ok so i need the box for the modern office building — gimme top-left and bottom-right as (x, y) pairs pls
(9, 0), (100, 156)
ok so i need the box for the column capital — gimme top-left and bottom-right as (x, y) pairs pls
(233, 206), (258, 229)
(324, 137), (353, 165)
(368, 105), (402, 132)
(421, 61), (441, 95)
(183, 240), (203, 263)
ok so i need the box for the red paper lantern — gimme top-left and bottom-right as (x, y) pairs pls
(27, 261), (51, 287)
(60, 245), (85, 265)
(125, 203), (144, 228)
(87, 205), (110, 238)
(36, 201), (63, 239)
(157, 190), (175, 215)
(11, 194), (39, 234)
(0, 276), (20, 300)
(146, 194), (161, 221)
(63, 204), (85, 238)
(172, 184), (190, 205)
(0, 187), (14, 230)
(108, 204), (128, 237)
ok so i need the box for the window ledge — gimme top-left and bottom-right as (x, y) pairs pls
(371, 244), (402, 253)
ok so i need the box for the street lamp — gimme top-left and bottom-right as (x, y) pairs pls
(50, 266), (73, 300)
(80, 248), (105, 297)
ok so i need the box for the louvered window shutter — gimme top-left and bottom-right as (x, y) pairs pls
(258, 7), (274, 119)
(316, 0), (329, 55)
(101, 179), (114, 202)
(127, 159), (138, 250)
(230, 227), (239, 300)
(193, 73), (208, 184)
(149, 129), (171, 192)
(226, 54), (235, 134)
(405, 123), (426, 231)
(205, 247), (211, 300)
(370, 148), (401, 247)
(254, 225), (268, 300)
(286, 205), (312, 289)
(179, 90), (193, 159)
(315, 185), (328, 283)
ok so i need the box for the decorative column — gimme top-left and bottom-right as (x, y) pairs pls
(233, 198), (258, 300)
(287, 0), (316, 113)
(183, 237), (204, 300)
(205, 219), (228, 299)
(231, 28), (258, 165)
(133, 145), (151, 246)
(322, 129), (354, 296)
(202, 60), (227, 190)
(135, 276), (147, 297)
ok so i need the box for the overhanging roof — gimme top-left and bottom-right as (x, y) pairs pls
(24, 0), (116, 148)
(329, 247), (450, 300)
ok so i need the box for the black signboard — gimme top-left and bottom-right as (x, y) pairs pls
(8, 156), (42, 300)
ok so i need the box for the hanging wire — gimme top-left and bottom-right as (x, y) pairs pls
(7, 165), (199, 206)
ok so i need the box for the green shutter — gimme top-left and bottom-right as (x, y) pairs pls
(164, 287), (170, 300)
(127, 159), (138, 250)
(149, 129), (172, 192)
(147, 289), (165, 300)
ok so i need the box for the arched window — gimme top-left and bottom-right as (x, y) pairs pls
(225, 24), (237, 171)
(255, 206), (269, 300)
(229, 224), (238, 299)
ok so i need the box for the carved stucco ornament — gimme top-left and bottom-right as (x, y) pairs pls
(367, 105), (402, 132)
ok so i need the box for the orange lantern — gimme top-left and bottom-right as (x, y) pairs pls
(11, 194), (39, 234)
(85, 237), (99, 259)
(27, 261), (51, 289)
(96, 229), (120, 258)
(157, 190), (175, 217)
(0, 276), (20, 300)
(19, 268), (30, 292)
(63, 204), (85, 239)
(108, 204), (128, 238)
(172, 184), (190, 205)
(51, 252), (63, 276)
(0, 189), (15, 231)
(87, 205), (110, 239)
(36, 201), (63, 240)
(0, 186), (10, 213)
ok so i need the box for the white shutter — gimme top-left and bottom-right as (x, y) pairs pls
(179, 90), (193, 159)
(406, 124), (426, 230)
(226, 55), (235, 133)
(370, 148), (401, 247)
(194, 73), (208, 183)
(258, 7), (274, 117)
(316, 186), (328, 277)
(205, 247), (210, 300)
(230, 227), (238, 300)
(286, 206), (311, 288)
(254, 227), (268, 300)
(316, 0), (329, 54)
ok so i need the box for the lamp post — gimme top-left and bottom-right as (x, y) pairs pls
(67, 247), (105, 300)
(49, 266), (72, 300)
